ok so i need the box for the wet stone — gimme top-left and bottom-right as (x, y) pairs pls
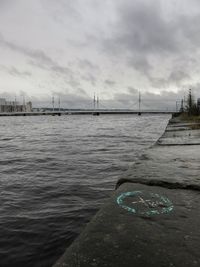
(53, 118), (200, 267)
(53, 183), (200, 267)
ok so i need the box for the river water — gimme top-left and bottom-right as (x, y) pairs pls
(0, 114), (170, 267)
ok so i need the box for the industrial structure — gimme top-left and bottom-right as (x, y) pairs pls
(0, 98), (32, 113)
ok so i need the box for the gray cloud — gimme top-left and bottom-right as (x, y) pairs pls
(0, 0), (12, 8)
(67, 75), (80, 88)
(0, 65), (31, 77)
(0, 33), (72, 77)
(41, 0), (80, 24)
(1, 0), (200, 108)
(102, 1), (179, 64)
(104, 79), (116, 87)
(82, 73), (97, 86)
(109, 89), (186, 110)
(127, 86), (138, 94)
(102, 0), (200, 86)
(31, 88), (93, 109)
(115, 2), (178, 54)
(0, 34), (53, 64)
(150, 70), (191, 88)
(0, 33), (83, 92)
(79, 59), (99, 86)
(168, 70), (190, 84)
(78, 59), (100, 72)
(128, 56), (151, 75)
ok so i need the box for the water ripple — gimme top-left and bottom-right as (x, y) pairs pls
(0, 114), (169, 267)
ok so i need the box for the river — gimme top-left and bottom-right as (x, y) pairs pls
(0, 114), (170, 267)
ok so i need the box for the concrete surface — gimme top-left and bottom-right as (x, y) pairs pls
(53, 182), (200, 267)
(53, 117), (200, 267)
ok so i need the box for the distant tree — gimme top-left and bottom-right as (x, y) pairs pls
(186, 89), (199, 116)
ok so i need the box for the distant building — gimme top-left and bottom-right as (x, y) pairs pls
(0, 98), (6, 105)
(26, 101), (32, 112)
(0, 98), (32, 113)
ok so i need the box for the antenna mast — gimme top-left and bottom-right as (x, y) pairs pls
(23, 95), (26, 112)
(97, 95), (99, 109)
(52, 96), (55, 112)
(138, 90), (141, 115)
(15, 95), (17, 112)
(93, 93), (96, 110)
(58, 97), (60, 112)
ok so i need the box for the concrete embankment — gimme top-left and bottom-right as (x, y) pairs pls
(53, 117), (200, 267)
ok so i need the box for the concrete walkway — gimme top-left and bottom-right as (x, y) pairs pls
(53, 117), (200, 267)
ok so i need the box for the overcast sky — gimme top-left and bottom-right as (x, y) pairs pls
(0, 0), (200, 109)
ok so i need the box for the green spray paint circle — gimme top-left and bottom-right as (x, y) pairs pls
(117, 191), (173, 216)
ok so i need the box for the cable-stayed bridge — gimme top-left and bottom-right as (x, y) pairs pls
(0, 93), (178, 116)
(0, 109), (176, 117)
(43, 93), (176, 115)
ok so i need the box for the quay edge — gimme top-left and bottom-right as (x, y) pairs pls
(53, 116), (200, 267)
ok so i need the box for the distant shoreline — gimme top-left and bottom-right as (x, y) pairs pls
(0, 110), (174, 116)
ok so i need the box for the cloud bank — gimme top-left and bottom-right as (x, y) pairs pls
(0, 0), (200, 108)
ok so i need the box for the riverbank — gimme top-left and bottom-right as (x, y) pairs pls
(0, 110), (174, 116)
(178, 113), (200, 123)
(53, 116), (200, 267)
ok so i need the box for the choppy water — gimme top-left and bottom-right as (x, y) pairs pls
(0, 114), (169, 267)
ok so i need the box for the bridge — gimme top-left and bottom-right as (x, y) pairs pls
(0, 109), (177, 116)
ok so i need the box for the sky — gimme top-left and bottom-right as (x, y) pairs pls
(0, 0), (200, 109)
